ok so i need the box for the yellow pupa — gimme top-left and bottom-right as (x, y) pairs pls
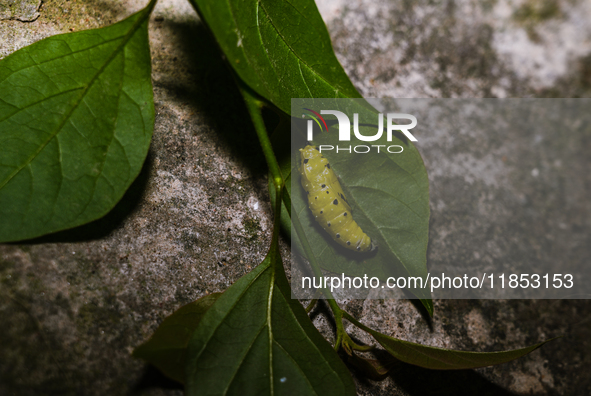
(299, 145), (376, 252)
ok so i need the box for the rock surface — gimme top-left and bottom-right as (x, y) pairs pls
(0, 0), (42, 21)
(1, 0), (590, 395)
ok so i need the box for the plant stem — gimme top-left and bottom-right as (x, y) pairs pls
(342, 311), (373, 333)
(281, 182), (292, 218)
(270, 183), (283, 263)
(238, 82), (284, 192)
(237, 79), (352, 351)
(145, 0), (159, 15)
(305, 299), (318, 313)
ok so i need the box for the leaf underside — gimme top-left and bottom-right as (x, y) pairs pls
(0, 6), (154, 242)
(371, 330), (553, 370)
(133, 293), (222, 384)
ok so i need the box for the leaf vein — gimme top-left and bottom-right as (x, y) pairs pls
(0, 12), (148, 194)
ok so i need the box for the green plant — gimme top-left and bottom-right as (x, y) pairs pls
(0, 0), (553, 394)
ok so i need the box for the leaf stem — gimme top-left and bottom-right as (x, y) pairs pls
(145, 0), (159, 14)
(305, 299), (318, 313)
(238, 81), (284, 192)
(342, 311), (374, 334)
(236, 77), (354, 352)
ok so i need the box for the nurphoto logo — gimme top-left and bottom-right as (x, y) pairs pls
(303, 108), (418, 154)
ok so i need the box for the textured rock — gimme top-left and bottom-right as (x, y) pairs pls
(0, 0), (41, 22)
(1, 0), (590, 395)
(317, 1), (591, 394)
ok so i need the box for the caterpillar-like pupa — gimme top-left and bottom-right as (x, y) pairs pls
(299, 145), (376, 252)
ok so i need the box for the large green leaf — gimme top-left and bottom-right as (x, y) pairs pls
(286, 105), (432, 312)
(133, 293), (222, 384)
(0, 2), (155, 242)
(188, 0), (361, 115)
(185, 245), (355, 396)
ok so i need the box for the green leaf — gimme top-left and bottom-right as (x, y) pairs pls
(133, 293), (222, 384)
(290, 115), (432, 311)
(185, 246), (355, 395)
(344, 310), (555, 370)
(188, 0), (361, 115)
(0, 1), (156, 242)
(190, 0), (432, 311)
(370, 330), (553, 370)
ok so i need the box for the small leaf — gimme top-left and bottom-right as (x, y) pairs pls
(0, 1), (155, 242)
(370, 330), (554, 370)
(185, 247), (355, 395)
(189, 0), (361, 115)
(346, 352), (392, 381)
(133, 293), (222, 384)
